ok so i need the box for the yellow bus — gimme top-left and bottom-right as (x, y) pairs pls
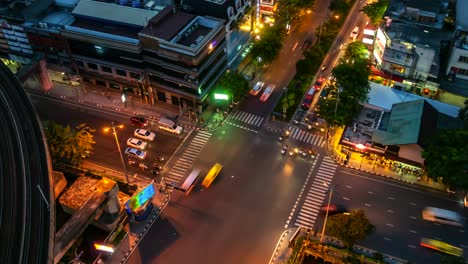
(202, 163), (223, 188)
(420, 238), (463, 257)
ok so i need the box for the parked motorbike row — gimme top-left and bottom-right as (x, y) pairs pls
(281, 145), (317, 159)
(128, 158), (164, 176)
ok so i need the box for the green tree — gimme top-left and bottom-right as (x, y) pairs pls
(327, 210), (374, 250)
(458, 99), (468, 129)
(43, 121), (96, 166)
(422, 129), (468, 189)
(361, 0), (390, 24)
(251, 25), (285, 66)
(343, 41), (368, 61)
(216, 71), (249, 101)
(316, 59), (371, 126)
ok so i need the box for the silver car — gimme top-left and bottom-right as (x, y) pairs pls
(127, 138), (148, 150)
(134, 128), (156, 141)
(124, 147), (146, 160)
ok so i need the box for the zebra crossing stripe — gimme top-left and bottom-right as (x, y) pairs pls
(254, 117), (264, 126)
(319, 141), (326, 148)
(305, 133), (313, 143)
(297, 214), (316, 224)
(301, 202), (319, 211)
(245, 113), (255, 123)
(296, 217), (314, 226)
(300, 205), (319, 215)
(318, 167), (337, 173)
(304, 198), (324, 207)
(307, 193), (326, 201)
(295, 220), (313, 228)
(291, 128), (300, 138)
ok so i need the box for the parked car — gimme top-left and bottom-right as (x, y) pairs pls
(250, 81), (265, 96)
(130, 116), (149, 127)
(127, 138), (148, 150)
(124, 147), (146, 160)
(134, 128), (156, 141)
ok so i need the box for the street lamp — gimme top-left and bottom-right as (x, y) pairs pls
(320, 182), (334, 243)
(104, 122), (129, 183)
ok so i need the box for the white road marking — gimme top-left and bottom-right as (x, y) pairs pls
(386, 223), (394, 227)
(368, 191), (374, 195)
(364, 203), (372, 207)
(346, 185), (352, 189)
(410, 216), (417, 219)
(408, 245), (416, 248)
(387, 210), (394, 213)
(387, 196), (395, 200)
(384, 237), (392, 241)
(343, 197), (351, 200)
(409, 230), (417, 234)
(410, 202), (416, 206)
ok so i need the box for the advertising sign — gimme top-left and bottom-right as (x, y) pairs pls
(125, 184), (156, 213)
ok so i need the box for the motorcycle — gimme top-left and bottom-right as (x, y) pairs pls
(139, 163), (148, 171)
(279, 136), (284, 142)
(281, 146), (288, 155)
(157, 156), (165, 162)
(152, 163), (162, 170)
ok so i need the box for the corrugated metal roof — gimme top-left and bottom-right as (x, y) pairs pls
(72, 0), (158, 27)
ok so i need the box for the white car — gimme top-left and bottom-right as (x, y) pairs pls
(127, 138), (147, 150)
(250, 81), (265, 96)
(260, 84), (276, 102)
(134, 128), (156, 141)
(124, 147), (146, 160)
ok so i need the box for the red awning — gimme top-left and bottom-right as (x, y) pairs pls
(370, 66), (404, 82)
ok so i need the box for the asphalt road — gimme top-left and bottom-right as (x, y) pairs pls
(29, 93), (183, 179)
(126, 122), (320, 264)
(312, 167), (468, 263)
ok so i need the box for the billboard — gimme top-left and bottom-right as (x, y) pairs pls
(125, 184), (156, 212)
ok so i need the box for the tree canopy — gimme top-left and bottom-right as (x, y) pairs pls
(43, 121), (96, 166)
(458, 99), (468, 129)
(216, 70), (249, 101)
(422, 129), (468, 189)
(316, 59), (371, 126)
(361, 0), (390, 24)
(343, 42), (368, 61)
(326, 210), (374, 250)
(250, 25), (285, 66)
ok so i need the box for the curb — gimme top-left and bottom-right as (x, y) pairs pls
(328, 153), (417, 185)
(119, 189), (170, 264)
(269, 228), (295, 264)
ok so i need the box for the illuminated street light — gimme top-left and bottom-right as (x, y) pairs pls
(356, 143), (366, 150)
(104, 122), (129, 183)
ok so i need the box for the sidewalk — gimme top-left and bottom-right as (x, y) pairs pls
(26, 74), (229, 132)
(327, 127), (446, 191)
(97, 185), (170, 264)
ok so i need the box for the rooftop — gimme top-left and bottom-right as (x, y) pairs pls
(72, 0), (158, 27)
(385, 21), (453, 49)
(140, 6), (223, 48)
(456, 0), (468, 31)
(70, 17), (141, 39)
(366, 81), (460, 117)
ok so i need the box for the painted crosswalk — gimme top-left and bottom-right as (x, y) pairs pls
(289, 127), (325, 147)
(230, 111), (265, 127)
(164, 131), (212, 183)
(294, 156), (338, 229)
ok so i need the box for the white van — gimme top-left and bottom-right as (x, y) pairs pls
(422, 207), (463, 227)
(158, 117), (183, 135)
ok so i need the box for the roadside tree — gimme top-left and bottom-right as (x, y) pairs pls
(216, 70), (249, 101)
(250, 26), (285, 66)
(343, 41), (368, 61)
(43, 121), (96, 166)
(422, 129), (468, 189)
(361, 0), (390, 24)
(458, 99), (468, 129)
(440, 256), (465, 264)
(326, 210), (374, 250)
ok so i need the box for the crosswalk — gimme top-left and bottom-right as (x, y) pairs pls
(230, 110), (264, 127)
(294, 156), (338, 229)
(164, 131), (212, 184)
(289, 127), (325, 148)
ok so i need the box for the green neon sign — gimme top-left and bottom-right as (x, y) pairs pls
(214, 93), (229, 100)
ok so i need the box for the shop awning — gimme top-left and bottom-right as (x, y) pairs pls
(370, 66), (404, 82)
